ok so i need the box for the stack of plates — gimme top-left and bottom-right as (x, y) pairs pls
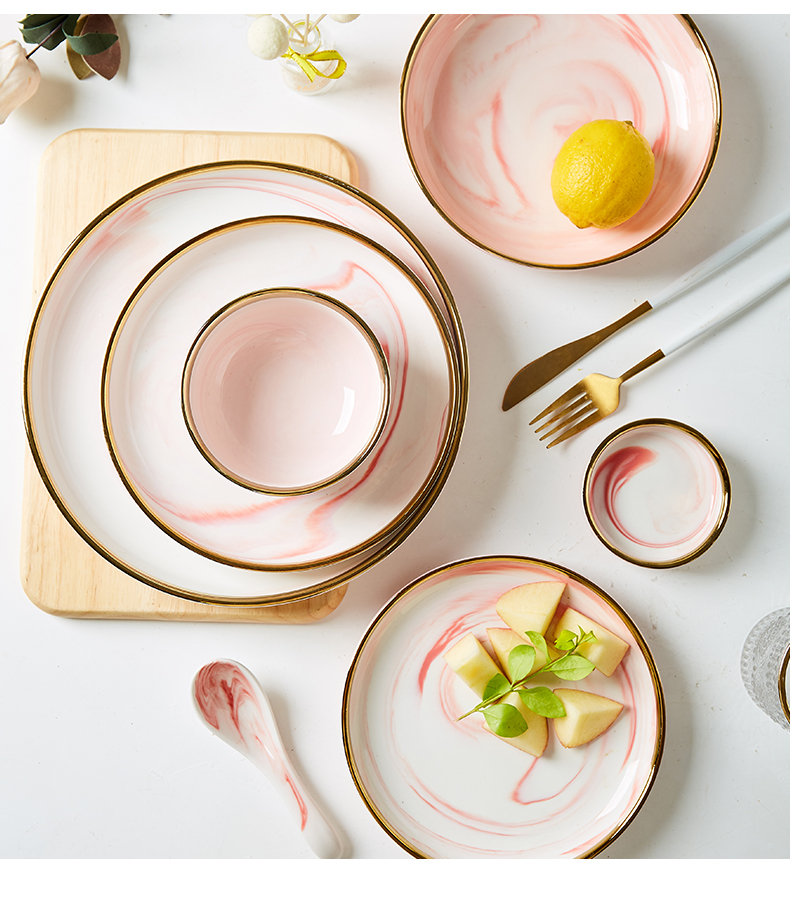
(23, 162), (468, 606)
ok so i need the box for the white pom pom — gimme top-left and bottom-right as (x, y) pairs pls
(247, 15), (289, 60)
(329, 14), (359, 23)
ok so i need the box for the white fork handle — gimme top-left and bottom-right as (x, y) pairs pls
(652, 206), (790, 310)
(661, 261), (790, 357)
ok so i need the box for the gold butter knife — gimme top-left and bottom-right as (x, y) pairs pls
(502, 301), (651, 411)
(502, 205), (790, 411)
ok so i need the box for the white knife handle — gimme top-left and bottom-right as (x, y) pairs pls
(652, 206), (790, 310)
(662, 261), (790, 357)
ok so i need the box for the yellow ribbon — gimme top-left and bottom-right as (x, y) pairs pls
(283, 48), (347, 82)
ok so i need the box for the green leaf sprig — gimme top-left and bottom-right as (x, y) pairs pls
(457, 627), (598, 738)
(19, 14), (118, 60)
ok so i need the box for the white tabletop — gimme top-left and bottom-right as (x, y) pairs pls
(2, 8), (789, 894)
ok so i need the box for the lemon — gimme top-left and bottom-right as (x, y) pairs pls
(550, 119), (655, 229)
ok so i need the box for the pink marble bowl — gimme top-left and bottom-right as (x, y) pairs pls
(401, 14), (722, 269)
(583, 418), (731, 568)
(182, 288), (391, 495)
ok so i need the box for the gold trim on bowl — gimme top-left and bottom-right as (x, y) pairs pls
(582, 417), (732, 569)
(400, 14), (722, 271)
(341, 554), (666, 859)
(780, 645), (790, 726)
(23, 160), (469, 604)
(181, 287), (392, 497)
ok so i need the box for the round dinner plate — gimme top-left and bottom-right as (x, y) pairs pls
(24, 162), (467, 605)
(103, 216), (455, 570)
(343, 556), (665, 858)
(401, 14), (721, 268)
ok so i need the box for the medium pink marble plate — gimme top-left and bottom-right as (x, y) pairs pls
(103, 216), (455, 571)
(583, 418), (731, 568)
(343, 556), (664, 858)
(401, 14), (721, 268)
(183, 288), (390, 496)
(24, 162), (467, 605)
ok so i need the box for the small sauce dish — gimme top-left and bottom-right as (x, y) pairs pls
(182, 288), (390, 495)
(583, 418), (731, 567)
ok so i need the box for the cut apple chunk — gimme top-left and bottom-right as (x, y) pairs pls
(442, 633), (500, 698)
(486, 693), (548, 758)
(495, 581), (565, 638)
(443, 633), (548, 757)
(552, 688), (623, 748)
(551, 608), (629, 677)
(486, 626), (559, 679)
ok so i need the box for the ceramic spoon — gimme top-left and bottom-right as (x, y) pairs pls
(191, 658), (345, 859)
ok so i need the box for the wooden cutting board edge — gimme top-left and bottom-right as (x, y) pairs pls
(19, 128), (363, 623)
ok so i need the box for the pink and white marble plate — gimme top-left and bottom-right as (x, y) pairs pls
(104, 217), (453, 570)
(583, 419), (731, 568)
(24, 163), (467, 604)
(343, 556), (664, 858)
(401, 14), (721, 268)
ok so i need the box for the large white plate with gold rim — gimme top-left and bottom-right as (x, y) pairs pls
(102, 215), (455, 571)
(343, 556), (665, 858)
(401, 14), (721, 269)
(23, 162), (467, 605)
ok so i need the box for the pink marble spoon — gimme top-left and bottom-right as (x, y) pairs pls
(191, 658), (345, 858)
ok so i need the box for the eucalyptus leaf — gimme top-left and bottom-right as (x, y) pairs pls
(64, 29), (118, 57)
(482, 672), (510, 703)
(525, 630), (549, 660)
(483, 703), (527, 738)
(508, 644), (536, 683)
(19, 14), (63, 32)
(550, 654), (596, 681)
(20, 18), (66, 47)
(518, 686), (566, 718)
(20, 14), (79, 51)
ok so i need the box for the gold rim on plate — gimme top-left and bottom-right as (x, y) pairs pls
(23, 160), (469, 605)
(342, 555), (666, 859)
(101, 214), (458, 572)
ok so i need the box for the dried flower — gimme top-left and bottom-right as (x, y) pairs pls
(0, 40), (41, 124)
(247, 14), (290, 59)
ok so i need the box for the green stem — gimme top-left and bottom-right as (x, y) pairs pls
(25, 15), (68, 59)
(453, 645), (582, 722)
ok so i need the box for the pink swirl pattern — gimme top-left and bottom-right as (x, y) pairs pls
(104, 217), (453, 570)
(25, 163), (466, 604)
(586, 423), (728, 565)
(403, 14), (720, 266)
(194, 660), (308, 829)
(344, 557), (663, 858)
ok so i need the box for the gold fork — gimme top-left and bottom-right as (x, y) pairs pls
(530, 261), (790, 448)
(530, 351), (664, 447)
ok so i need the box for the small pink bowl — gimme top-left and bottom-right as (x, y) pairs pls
(583, 418), (731, 568)
(182, 288), (390, 495)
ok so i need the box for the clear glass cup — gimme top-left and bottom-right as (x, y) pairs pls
(279, 18), (341, 96)
(740, 607), (790, 731)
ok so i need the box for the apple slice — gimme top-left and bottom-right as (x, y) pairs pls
(443, 633), (547, 757)
(552, 689), (623, 748)
(486, 626), (559, 679)
(551, 608), (629, 677)
(495, 581), (565, 638)
(442, 633), (500, 698)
